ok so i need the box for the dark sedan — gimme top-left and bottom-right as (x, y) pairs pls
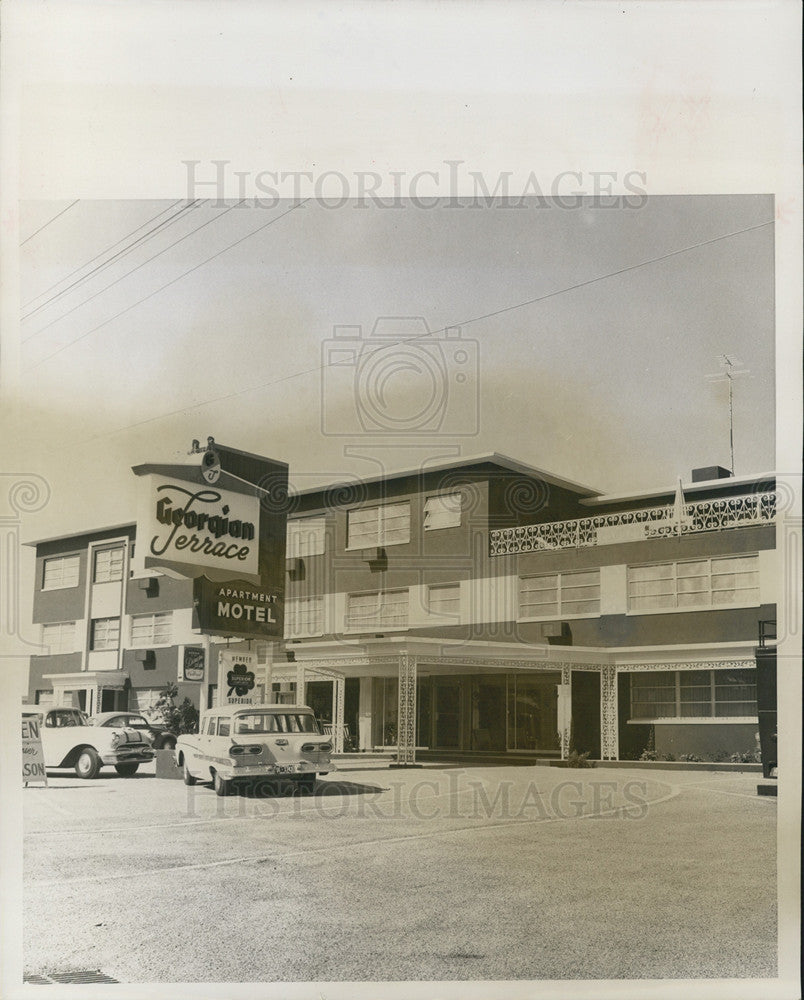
(90, 711), (177, 750)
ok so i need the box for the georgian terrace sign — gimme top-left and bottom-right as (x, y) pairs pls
(134, 473), (261, 581)
(132, 443), (288, 641)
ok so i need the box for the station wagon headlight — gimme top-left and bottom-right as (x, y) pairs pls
(302, 742), (332, 753)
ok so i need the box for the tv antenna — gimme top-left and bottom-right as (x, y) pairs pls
(705, 355), (750, 475)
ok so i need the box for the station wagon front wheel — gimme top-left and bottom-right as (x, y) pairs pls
(75, 748), (101, 779)
(213, 771), (229, 797)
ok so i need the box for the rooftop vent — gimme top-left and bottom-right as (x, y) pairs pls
(691, 465), (732, 483)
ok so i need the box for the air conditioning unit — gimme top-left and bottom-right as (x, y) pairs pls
(286, 557), (304, 575)
(362, 547), (386, 563)
(541, 622), (570, 640)
(134, 649), (155, 668)
(136, 577), (158, 596)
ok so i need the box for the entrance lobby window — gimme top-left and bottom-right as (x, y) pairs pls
(507, 673), (560, 751)
(372, 676), (398, 747)
(470, 676), (506, 751)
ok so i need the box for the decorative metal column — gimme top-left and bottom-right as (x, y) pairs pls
(332, 676), (346, 754)
(396, 653), (417, 765)
(600, 664), (618, 760)
(559, 664), (572, 759)
(295, 664), (305, 705)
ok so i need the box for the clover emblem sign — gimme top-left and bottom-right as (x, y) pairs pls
(227, 663), (255, 697)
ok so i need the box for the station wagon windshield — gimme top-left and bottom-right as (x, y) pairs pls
(233, 713), (320, 735)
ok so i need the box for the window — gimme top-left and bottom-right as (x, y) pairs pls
(518, 570), (600, 619)
(234, 712), (319, 735)
(41, 621), (76, 654)
(714, 668), (757, 717)
(428, 583), (460, 618)
(130, 689), (160, 713)
(90, 617), (120, 651)
(42, 555), (79, 591)
(217, 718), (231, 737)
(347, 590), (409, 630)
(93, 546), (125, 583)
(347, 502), (410, 549)
(630, 669), (757, 720)
(627, 555), (759, 612)
(424, 493), (462, 530)
(130, 612), (173, 646)
(285, 597), (324, 638)
(287, 517), (327, 558)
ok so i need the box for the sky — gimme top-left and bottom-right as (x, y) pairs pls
(8, 193), (775, 549)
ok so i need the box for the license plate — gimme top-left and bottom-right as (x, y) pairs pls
(274, 765), (296, 774)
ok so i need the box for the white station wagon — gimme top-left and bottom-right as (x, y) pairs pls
(176, 704), (334, 796)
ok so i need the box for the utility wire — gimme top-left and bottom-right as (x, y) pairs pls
(23, 201), (231, 344)
(22, 201), (182, 309)
(21, 200), (195, 317)
(20, 201), (80, 246)
(27, 200), (309, 371)
(76, 216), (773, 445)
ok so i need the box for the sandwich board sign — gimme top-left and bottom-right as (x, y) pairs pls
(22, 713), (47, 786)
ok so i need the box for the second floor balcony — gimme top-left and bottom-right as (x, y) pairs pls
(490, 491), (776, 556)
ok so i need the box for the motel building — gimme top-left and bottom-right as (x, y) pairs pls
(26, 454), (777, 764)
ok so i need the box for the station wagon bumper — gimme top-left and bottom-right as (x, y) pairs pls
(217, 760), (335, 781)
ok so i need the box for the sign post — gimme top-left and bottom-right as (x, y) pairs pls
(132, 439), (288, 713)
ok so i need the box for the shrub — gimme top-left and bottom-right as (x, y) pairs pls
(730, 748), (762, 764)
(151, 683), (199, 735)
(678, 752), (703, 763)
(639, 726), (658, 762)
(565, 749), (593, 768)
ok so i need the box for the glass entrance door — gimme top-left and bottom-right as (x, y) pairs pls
(433, 680), (461, 749)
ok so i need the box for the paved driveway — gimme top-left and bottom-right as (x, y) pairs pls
(22, 763), (776, 985)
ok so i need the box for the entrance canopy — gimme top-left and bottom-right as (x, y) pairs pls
(43, 671), (129, 716)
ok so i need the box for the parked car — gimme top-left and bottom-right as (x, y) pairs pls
(176, 704), (333, 796)
(89, 711), (178, 750)
(38, 708), (154, 778)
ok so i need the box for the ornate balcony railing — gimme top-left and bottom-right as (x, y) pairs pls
(489, 491), (776, 556)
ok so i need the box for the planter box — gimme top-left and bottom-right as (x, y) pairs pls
(595, 760), (763, 773)
(154, 748), (182, 780)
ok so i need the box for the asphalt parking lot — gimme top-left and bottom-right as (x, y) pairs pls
(23, 761), (777, 984)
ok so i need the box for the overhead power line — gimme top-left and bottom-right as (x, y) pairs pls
(76, 216), (773, 445)
(21, 200), (196, 317)
(26, 199), (309, 371)
(23, 200), (228, 344)
(20, 201), (80, 246)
